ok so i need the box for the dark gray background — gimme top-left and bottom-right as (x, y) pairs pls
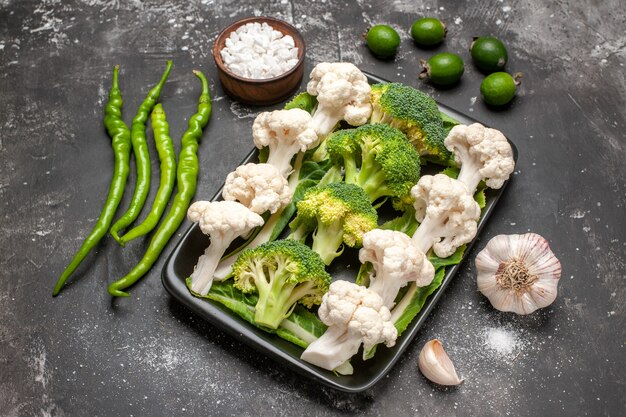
(1, 0), (624, 416)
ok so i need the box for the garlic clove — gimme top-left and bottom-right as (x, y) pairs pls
(418, 339), (463, 386)
(476, 233), (561, 315)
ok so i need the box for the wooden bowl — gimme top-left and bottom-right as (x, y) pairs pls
(213, 17), (306, 106)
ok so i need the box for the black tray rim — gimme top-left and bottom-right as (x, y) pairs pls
(161, 72), (519, 393)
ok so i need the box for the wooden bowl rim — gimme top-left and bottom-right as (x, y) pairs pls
(213, 16), (306, 84)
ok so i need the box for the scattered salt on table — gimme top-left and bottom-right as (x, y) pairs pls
(485, 327), (519, 355)
(220, 22), (299, 80)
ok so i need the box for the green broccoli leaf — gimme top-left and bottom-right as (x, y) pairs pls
(380, 205), (419, 236)
(394, 267), (446, 335)
(188, 278), (258, 324)
(284, 92), (317, 114)
(258, 146), (269, 163)
(429, 245), (466, 270)
(440, 111), (461, 135)
(356, 262), (374, 287)
(278, 305), (327, 348)
(187, 278), (325, 349)
(474, 187), (486, 209)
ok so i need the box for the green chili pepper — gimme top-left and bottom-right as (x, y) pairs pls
(108, 70), (212, 297)
(52, 65), (131, 296)
(117, 103), (176, 244)
(110, 60), (173, 244)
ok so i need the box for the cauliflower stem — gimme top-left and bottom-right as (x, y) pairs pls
(311, 104), (341, 137)
(191, 239), (233, 295)
(212, 208), (285, 279)
(300, 325), (363, 371)
(187, 201), (264, 295)
(453, 144), (485, 194)
(411, 216), (449, 254)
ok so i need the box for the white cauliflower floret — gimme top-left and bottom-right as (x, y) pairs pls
(252, 108), (318, 177)
(411, 174), (481, 258)
(444, 123), (515, 193)
(222, 163), (293, 215)
(300, 280), (397, 371)
(187, 200), (264, 295)
(306, 62), (372, 136)
(359, 229), (435, 308)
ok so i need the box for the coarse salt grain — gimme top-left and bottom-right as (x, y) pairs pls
(220, 22), (299, 80)
(484, 327), (518, 355)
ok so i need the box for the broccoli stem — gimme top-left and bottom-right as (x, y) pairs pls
(311, 140), (329, 162)
(190, 239), (231, 295)
(355, 168), (389, 203)
(369, 108), (384, 124)
(254, 264), (316, 328)
(318, 164), (344, 186)
(311, 221), (345, 265)
(287, 222), (309, 242)
(341, 154), (359, 184)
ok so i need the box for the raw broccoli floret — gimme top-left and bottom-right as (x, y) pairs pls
(288, 182), (378, 265)
(326, 123), (421, 209)
(233, 239), (331, 329)
(370, 83), (450, 164)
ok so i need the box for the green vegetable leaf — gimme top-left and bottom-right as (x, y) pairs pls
(356, 262), (374, 287)
(186, 278), (325, 349)
(438, 166), (459, 178)
(188, 278), (258, 325)
(300, 158), (333, 182)
(393, 267), (446, 335)
(380, 205), (419, 236)
(258, 146), (269, 163)
(440, 111), (460, 135)
(278, 306), (327, 348)
(474, 187), (486, 209)
(429, 245), (466, 270)
(284, 92), (318, 114)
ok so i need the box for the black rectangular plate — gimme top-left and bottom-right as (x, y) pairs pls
(161, 73), (518, 393)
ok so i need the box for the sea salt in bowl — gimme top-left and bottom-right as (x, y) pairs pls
(213, 17), (306, 105)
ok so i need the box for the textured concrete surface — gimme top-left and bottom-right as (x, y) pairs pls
(0, 0), (624, 416)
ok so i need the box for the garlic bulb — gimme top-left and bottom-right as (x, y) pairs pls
(418, 339), (463, 386)
(475, 233), (562, 315)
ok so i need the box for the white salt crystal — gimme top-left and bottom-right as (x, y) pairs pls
(485, 327), (518, 355)
(282, 35), (295, 48)
(221, 22), (299, 79)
